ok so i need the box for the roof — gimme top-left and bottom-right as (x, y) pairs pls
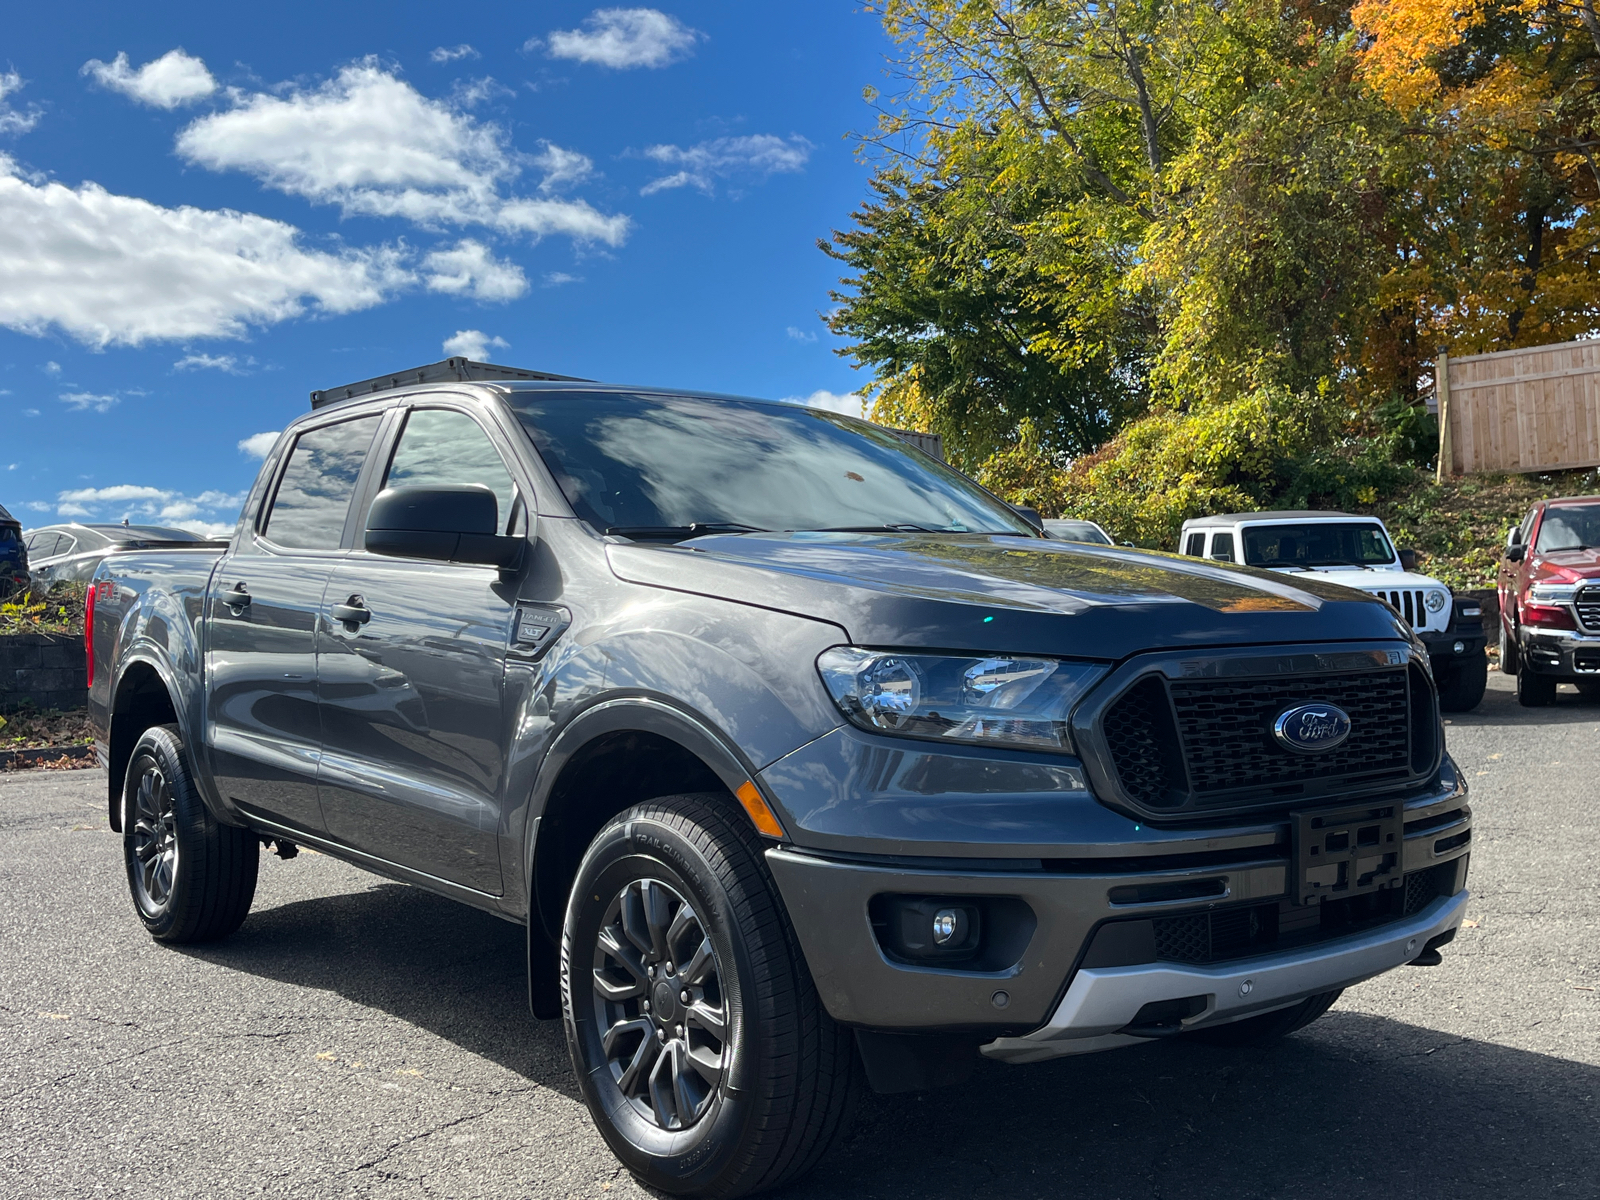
(1181, 510), (1376, 526)
(0, 503), (14, 525)
(1541, 495), (1600, 507)
(310, 356), (589, 409)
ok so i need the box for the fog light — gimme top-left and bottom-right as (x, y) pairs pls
(1453, 641), (1465, 654)
(876, 896), (981, 963)
(932, 909), (959, 944)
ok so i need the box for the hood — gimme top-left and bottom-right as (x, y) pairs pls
(607, 532), (1410, 661)
(1529, 547), (1600, 582)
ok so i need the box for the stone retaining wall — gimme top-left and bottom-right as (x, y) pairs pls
(0, 634), (88, 712)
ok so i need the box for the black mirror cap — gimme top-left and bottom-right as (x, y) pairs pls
(1398, 547), (1418, 572)
(365, 486), (524, 569)
(1506, 543), (1527, 563)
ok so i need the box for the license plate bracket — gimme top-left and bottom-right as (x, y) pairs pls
(1290, 801), (1404, 906)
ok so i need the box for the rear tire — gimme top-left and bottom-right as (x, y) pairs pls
(1436, 650), (1488, 712)
(122, 724), (258, 942)
(1498, 620), (1519, 674)
(562, 794), (857, 1198)
(1516, 663), (1557, 707)
(1186, 990), (1342, 1047)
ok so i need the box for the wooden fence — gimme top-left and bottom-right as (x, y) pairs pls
(1436, 338), (1600, 480)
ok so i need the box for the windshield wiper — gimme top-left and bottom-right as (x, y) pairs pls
(1542, 543), (1593, 553)
(605, 523), (768, 541)
(1251, 559), (1309, 570)
(1305, 560), (1371, 569)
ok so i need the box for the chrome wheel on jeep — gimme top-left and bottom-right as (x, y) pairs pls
(592, 878), (728, 1131)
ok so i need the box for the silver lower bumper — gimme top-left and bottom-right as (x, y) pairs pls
(983, 891), (1469, 1064)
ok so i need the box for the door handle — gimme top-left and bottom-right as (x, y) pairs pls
(220, 583), (251, 611)
(331, 596), (372, 627)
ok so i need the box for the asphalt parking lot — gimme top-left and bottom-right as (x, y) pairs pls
(2, 670), (1597, 1200)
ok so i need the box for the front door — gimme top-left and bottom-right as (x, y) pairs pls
(316, 405), (525, 893)
(206, 412), (387, 832)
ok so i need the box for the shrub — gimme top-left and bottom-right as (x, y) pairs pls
(0, 581), (88, 637)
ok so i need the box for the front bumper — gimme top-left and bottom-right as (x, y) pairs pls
(764, 784), (1471, 1035)
(1419, 628), (1486, 663)
(1521, 627), (1600, 678)
(982, 891), (1466, 1063)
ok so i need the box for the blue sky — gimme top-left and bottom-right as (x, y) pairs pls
(0, 3), (892, 535)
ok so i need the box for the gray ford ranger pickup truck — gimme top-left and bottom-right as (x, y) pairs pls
(88, 359), (1472, 1198)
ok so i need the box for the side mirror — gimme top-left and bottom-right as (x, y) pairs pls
(1011, 504), (1044, 532)
(365, 486), (524, 569)
(1209, 551), (1234, 563)
(1506, 543), (1527, 563)
(1507, 524), (1523, 547)
(1398, 547), (1418, 572)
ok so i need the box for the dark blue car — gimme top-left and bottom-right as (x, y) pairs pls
(0, 503), (27, 597)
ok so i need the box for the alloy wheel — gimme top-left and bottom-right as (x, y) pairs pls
(590, 877), (729, 1131)
(129, 759), (178, 913)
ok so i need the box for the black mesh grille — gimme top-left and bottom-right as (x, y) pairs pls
(1403, 868), (1440, 916)
(1152, 904), (1275, 964)
(1168, 668), (1411, 795)
(1152, 912), (1210, 963)
(1102, 677), (1183, 808)
(1577, 585), (1600, 634)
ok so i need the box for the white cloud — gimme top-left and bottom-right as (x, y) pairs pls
(238, 431), (280, 458)
(53, 483), (245, 537)
(0, 153), (410, 347)
(543, 271), (582, 286)
(534, 143), (593, 192)
(0, 71), (42, 136)
(784, 389), (865, 418)
(542, 8), (701, 69)
(442, 329), (508, 360)
(175, 352), (253, 373)
(176, 61), (629, 245)
(786, 325), (817, 343)
(22, 408), (39, 417)
(60, 391), (119, 413)
(430, 44), (479, 64)
(641, 134), (812, 196)
(422, 239), (528, 301)
(82, 49), (218, 109)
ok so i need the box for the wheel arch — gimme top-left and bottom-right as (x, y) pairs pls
(106, 655), (185, 832)
(524, 696), (785, 1017)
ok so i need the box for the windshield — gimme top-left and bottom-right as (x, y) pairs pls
(507, 392), (1035, 537)
(1536, 503), (1600, 553)
(1241, 522), (1395, 568)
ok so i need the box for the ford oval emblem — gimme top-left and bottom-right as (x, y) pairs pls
(1273, 703), (1352, 753)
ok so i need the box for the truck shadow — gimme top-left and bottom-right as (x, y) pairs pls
(190, 882), (1596, 1198)
(185, 880), (583, 1102)
(1446, 672), (1600, 728)
(796, 1010), (1598, 1199)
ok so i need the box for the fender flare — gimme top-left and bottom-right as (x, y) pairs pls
(521, 693), (778, 1018)
(106, 647), (205, 831)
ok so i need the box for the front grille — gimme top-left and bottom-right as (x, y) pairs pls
(1153, 905), (1274, 964)
(1102, 677), (1186, 809)
(1376, 589), (1427, 628)
(1170, 669), (1411, 795)
(1577, 585), (1600, 634)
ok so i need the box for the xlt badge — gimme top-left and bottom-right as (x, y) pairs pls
(1273, 703), (1352, 753)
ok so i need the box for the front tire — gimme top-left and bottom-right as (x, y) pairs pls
(1436, 650), (1488, 712)
(122, 724), (258, 942)
(562, 794), (856, 1198)
(1516, 662), (1557, 707)
(1186, 990), (1342, 1047)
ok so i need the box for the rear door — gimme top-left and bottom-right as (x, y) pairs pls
(205, 410), (388, 833)
(316, 402), (527, 893)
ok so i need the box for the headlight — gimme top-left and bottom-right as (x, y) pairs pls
(1425, 590), (1448, 613)
(1529, 583), (1579, 604)
(816, 647), (1106, 753)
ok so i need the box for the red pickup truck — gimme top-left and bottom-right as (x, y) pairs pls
(1497, 495), (1600, 706)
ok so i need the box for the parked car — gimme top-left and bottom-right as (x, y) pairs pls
(25, 523), (210, 585)
(0, 503), (27, 597)
(1042, 518), (1113, 545)
(89, 359), (1471, 1198)
(1177, 511), (1488, 711)
(1497, 495), (1600, 706)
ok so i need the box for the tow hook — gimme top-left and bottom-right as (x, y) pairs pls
(1407, 929), (1455, 967)
(261, 837), (299, 860)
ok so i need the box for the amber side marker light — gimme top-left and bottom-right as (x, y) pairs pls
(735, 780), (786, 839)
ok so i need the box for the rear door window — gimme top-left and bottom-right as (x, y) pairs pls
(1209, 532), (1236, 562)
(1184, 532), (1205, 557)
(264, 416), (383, 551)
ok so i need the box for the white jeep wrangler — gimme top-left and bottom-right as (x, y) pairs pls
(1177, 510), (1488, 711)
